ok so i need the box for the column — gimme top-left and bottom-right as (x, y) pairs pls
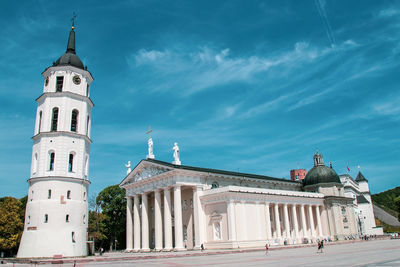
(154, 190), (163, 250)
(274, 203), (281, 241)
(193, 186), (203, 248)
(283, 204), (290, 240)
(300, 204), (307, 240)
(308, 205), (316, 240)
(316, 205), (323, 237)
(163, 188), (172, 250)
(241, 201), (248, 240)
(291, 204), (299, 242)
(227, 200), (236, 241)
(126, 196), (133, 251)
(174, 185), (184, 250)
(141, 193), (150, 251)
(265, 202), (272, 240)
(255, 202), (263, 238)
(133, 195), (141, 251)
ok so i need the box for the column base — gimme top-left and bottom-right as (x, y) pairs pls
(125, 249), (133, 252)
(193, 246), (201, 250)
(141, 248), (151, 252)
(173, 247), (186, 251)
(132, 248), (140, 252)
(163, 247), (173, 252)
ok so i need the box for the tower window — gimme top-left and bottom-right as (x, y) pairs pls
(48, 189), (52, 199)
(86, 116), (90, 136)
(67, 190), (71, 199)
(38, 111), (42, 133)
(71, 109), (78, 132)
(44, 214), (48, 223)
(72, 232), (76, 243)
(86, 84), (90, 96)
(56, 76), (64, 92)
(83, 215), (86, 224)
(33, 153), (38, 174)
(49, 152), (55, 171)
(51, 107), (59, 131)
(68, 154), (74, 172)
(66, 214), (69, 222)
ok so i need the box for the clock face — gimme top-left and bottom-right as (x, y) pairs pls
(73, 75), (81, 85)
(45, 77), (49, 86)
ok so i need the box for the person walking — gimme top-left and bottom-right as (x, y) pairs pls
(265, 243), (269, 255)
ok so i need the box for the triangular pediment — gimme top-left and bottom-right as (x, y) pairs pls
(120, 160), (173, 187)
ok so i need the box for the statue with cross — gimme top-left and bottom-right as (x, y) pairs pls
(146, 126), (155, 159)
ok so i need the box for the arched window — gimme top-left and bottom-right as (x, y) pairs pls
(51, 108), (59, 131)
(211, 182), (219, 189)
(71, 232), (76, 243)
(70, 109), (78, 132)
(86, 116), (90, 136)
(38, 111), (42, 133)
(49, 152), (55, 171)
(48, 189), (51, 199)
(44, 214), (48, 223)
(32, 153), (38, 174)
(67, 190), (71, 199)
(68, 153), (74, 172)
(66, 214), (69, 222)
(84, 155), (89, 177)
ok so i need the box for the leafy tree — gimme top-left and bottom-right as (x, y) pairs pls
(96, 185), (126, 251)
(0, 197), (24, 256)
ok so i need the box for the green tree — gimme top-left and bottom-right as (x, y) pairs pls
(96, 185), (126, 251)
(88, 194), (107, 252)
(0, 197), (24, 256)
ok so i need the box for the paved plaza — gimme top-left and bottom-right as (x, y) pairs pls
(3, 239), (400, 266)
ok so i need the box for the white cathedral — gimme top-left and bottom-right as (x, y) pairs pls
(17, 23), (93, 258)
(120, 147), (383, 251)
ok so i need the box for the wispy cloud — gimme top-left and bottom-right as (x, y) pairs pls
(127, 41), (331, 96)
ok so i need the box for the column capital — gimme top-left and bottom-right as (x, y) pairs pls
(283, 203), (288, 207)
(265, 201), (270, 206)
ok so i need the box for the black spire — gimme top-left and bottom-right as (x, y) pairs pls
(66, 27), (76, 54)
(355, 171), (368, 182)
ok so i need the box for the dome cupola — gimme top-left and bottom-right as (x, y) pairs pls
(304, 151), (341, 187)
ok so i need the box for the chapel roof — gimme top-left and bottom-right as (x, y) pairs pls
(356, 195), (370, 204)
(304, 152), (341, 187)
(143, 158), (300, 184)
(355, 171), (368, 182)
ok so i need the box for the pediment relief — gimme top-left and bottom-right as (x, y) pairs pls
(122, 167), (169, 186)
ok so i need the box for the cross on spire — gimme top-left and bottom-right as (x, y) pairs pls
(146, 126), (153, 140)
(71, 12), (77, 29)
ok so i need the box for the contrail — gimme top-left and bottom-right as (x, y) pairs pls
(315, 0), (337, 49)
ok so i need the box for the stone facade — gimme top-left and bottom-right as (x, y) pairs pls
(120, 155), (363, 251)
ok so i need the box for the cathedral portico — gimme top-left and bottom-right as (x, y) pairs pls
(121, 153), (361, 251)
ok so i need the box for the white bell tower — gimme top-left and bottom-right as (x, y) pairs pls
(17, 22), (93, 258)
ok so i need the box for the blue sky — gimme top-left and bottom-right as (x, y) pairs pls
(1, 0), (399, 198)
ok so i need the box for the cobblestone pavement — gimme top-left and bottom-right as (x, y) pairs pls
(3, 239), (400, 266)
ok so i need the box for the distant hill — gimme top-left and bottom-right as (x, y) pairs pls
(372, 186), (400, 223)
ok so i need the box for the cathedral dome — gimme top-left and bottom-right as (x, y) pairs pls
(303, 152), (341, 186)
(53, 26), (85, 69)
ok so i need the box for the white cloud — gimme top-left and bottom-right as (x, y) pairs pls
(128, 41), (334, 96)
(378, 8), (400, 18)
